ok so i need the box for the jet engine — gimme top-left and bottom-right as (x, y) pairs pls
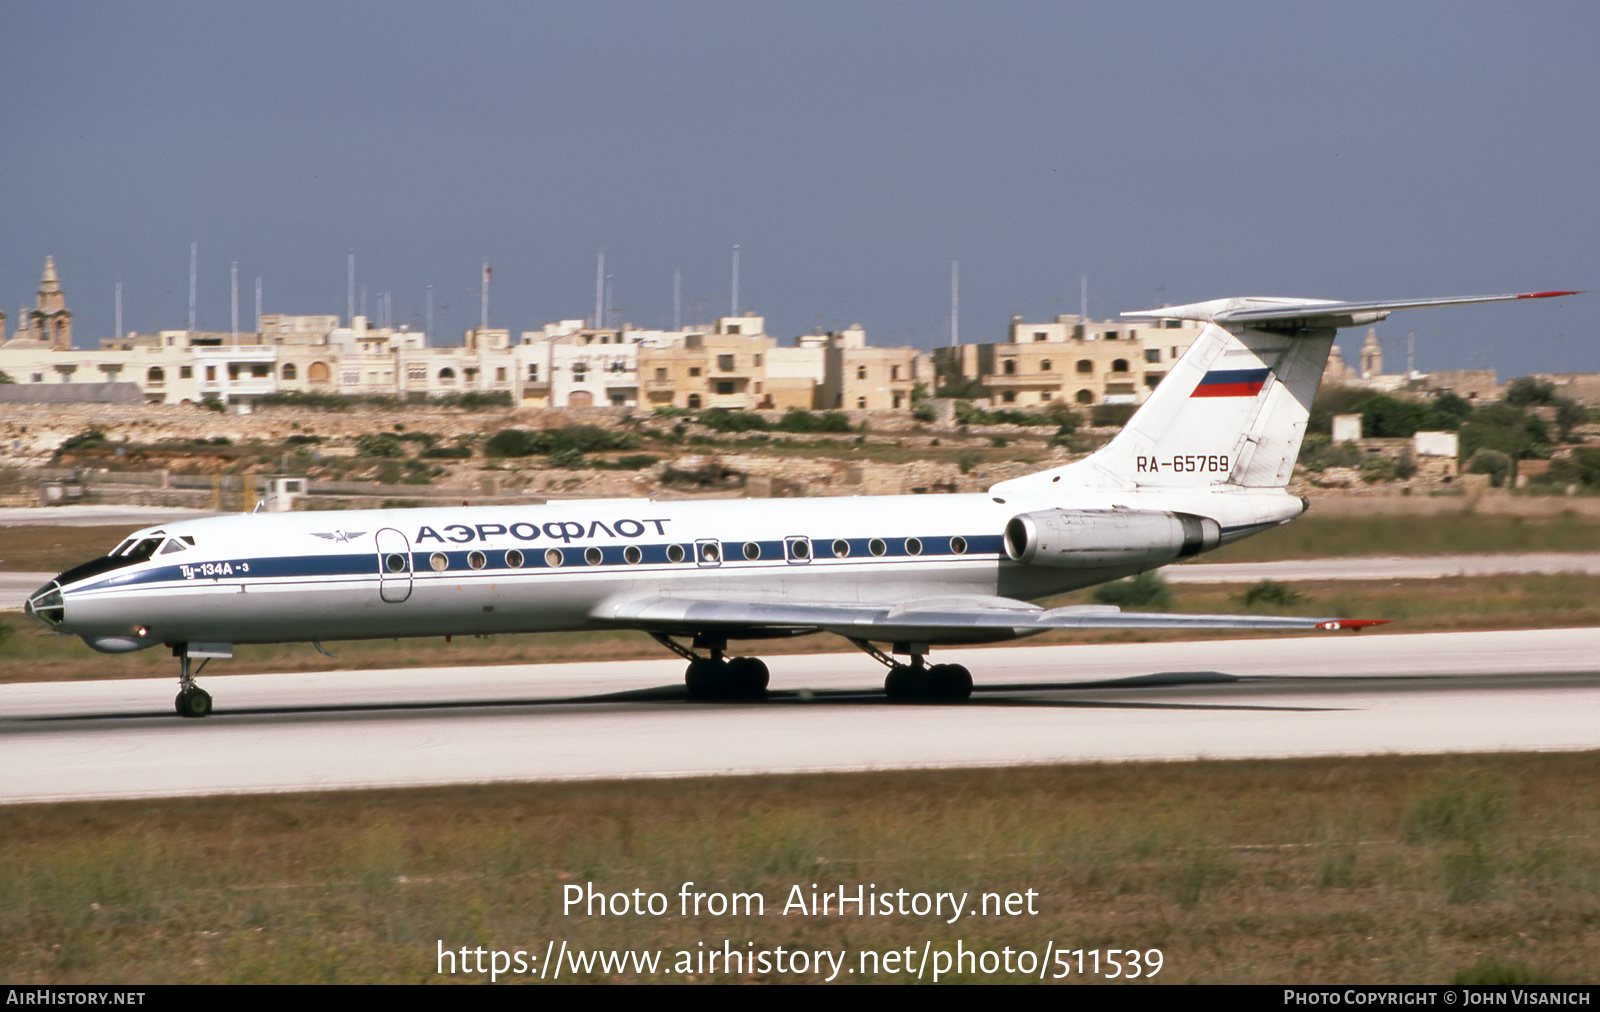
(1003, 508), (1220, 569)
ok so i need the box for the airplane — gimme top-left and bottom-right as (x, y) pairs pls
(24, 289), (1580, 717)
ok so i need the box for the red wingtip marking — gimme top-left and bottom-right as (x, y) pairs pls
(1518, 290), (1584, 299)
(1315, 619), (1391, 632)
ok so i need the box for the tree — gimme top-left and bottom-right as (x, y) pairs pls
(1505, 376), (1557, 407)
(1458, 402), (1549, 462)
(1553, 398), (1588, 442)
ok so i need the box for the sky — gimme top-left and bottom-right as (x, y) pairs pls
(2, 1), (1596, 375)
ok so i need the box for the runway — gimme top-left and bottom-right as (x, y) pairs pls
(2, 627), (1598, 805)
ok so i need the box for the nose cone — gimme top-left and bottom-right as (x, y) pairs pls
(25, 580), (64, 627)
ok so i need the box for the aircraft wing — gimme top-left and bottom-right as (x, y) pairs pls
(1122, 290), (1581, 330)
(590, 594), (1383, 637)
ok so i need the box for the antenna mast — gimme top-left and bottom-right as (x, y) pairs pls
(230, 261), (239, 341)
(950, 258), (959, 347)
(673, 268), (681, 331)
(114, 275), (122, 340)
(346, 250), (355, 326)
(187, 241), (197, 334)
(254, 276), (262, 333)
(481, 259), (490, 337)
(731, 244), (740, 318)
(594, 251), (605, 328)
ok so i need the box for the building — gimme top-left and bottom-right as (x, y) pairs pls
(639, 316), (773, 411)
(933, 313), (1206, 407)
(4, 257), (73, 351)
(818, 326), (930, 410)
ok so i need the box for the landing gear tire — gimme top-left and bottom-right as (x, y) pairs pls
(175, 686), (213, 718)
(884, 664), (920, 701)
(927, 663), (973, 702)
(686, 656), (768, 700)
(725, 656), (769, 699)
(885, 663), (971, 703)
(685, 658), (728, 699)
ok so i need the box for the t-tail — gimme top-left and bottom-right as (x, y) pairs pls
(991, 290), (1581, 495)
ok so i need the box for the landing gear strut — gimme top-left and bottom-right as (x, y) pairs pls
(173, 648), (213, 718)
(652, 633), (769, 700)
(851, 639), (973, 703)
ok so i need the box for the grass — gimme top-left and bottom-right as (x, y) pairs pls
(5, 573), (1600, 684)
(0, 526), (132, 572)
(1203, 513), (1600, 562)
(3, 753), (1599, 983)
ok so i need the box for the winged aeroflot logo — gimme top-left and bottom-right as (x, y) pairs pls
(311, 530), (367, 543)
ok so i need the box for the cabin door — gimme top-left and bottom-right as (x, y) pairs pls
(375, 528), (413, 603)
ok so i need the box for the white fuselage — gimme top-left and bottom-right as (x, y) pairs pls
(42, 486), (1302, 650)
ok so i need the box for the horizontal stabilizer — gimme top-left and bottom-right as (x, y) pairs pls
(1123, 291), (1581, 330)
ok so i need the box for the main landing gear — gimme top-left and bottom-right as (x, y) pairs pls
(173, 647), (213, 718)
(851, 639), (973, 703)
(652, 633), (769, 700)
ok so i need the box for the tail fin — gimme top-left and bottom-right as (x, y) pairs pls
(992, 288), (1582, 496)
(1081, 320), (1334, 491)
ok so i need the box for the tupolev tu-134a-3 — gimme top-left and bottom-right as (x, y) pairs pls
(25, 290), (1581, 717)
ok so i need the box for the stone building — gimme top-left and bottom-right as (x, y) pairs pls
(4, 257), (72, 351)
(933, 313), (1205, 407)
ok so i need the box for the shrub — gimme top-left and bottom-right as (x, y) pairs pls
(1298, 434), (1363, 472)
(485, 425), (638, 458)
(696, 408), (770, 433)
(952, 402), (1059, 427)
(420, 444), (473, 459)
(911, 402), (937, 423)
(255, 390), (352, 411)
(199, 396), (226, 413)
(1092, 571), (1173, 609)
(1466, 448), (1513, 487)
(1504, 376), (1557, 407)
(1554, 398), (1588, 442)
(775, 409), (854, 433)
(612, 454), (660, 470)
(485, 429), (543, 457)
(549, 448), (588, 469)
(1459, 402), (1550, 463)
(1395, 449), (1418, 480)
(1239, 580), (1304, 607)
(1359, 457), (1398, 483)
(356, 433), (405, 458)
(1089, 403), (1136, 427)
(57, 428), (107, 454)
(935, 377), (986, 400)
(1543, 447), (1600, 488)
(430, 390), (512, 409)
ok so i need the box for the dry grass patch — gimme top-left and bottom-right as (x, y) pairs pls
(3, 754), (1599, 983)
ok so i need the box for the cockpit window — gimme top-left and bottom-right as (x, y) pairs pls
(159, 539), (188, 555)
(125, 538), (164, 562)
(55, 533), (171, 587)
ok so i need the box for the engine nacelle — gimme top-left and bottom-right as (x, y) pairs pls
(1003, 508), (1221, 569)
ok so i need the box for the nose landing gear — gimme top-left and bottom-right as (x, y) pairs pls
(170, 644), (230, 718)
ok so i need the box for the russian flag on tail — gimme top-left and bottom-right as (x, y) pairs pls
(1192, 367), (1270, 398)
